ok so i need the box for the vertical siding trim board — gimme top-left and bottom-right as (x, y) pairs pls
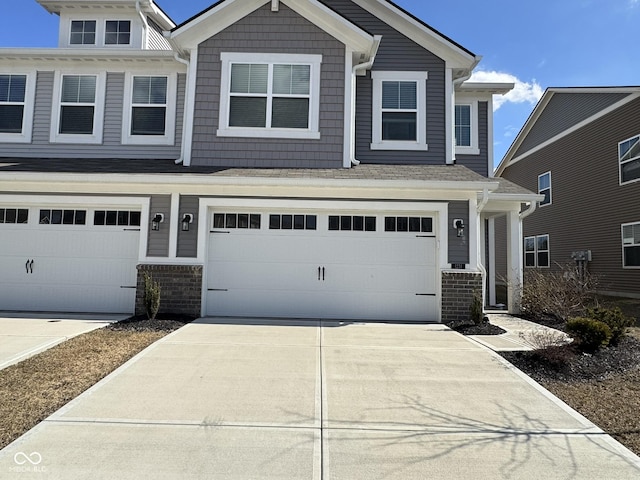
(441, 271), (483, 325)
(135, 264), (203, 317)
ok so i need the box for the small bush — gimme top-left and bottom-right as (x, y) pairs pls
(531, 345), (576, 371)
(469, 291), (483, 325)
(519, 328), (569, 351)
(520, 263), (599, 321)
(566, 317), (612, 353)
(143, 272), (161, 321)
(585, 307), (634, 345)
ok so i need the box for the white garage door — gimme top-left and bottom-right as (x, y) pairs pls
(0, 207), (140, 313)
(206, 211), (439, 321)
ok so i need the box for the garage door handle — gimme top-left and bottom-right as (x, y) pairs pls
(30, 260), (34, 274)
(25, 259), (33, 274)
(25, 259), (30, 274)
(322, 267), (325, 281)
(318, 267), (321, 281)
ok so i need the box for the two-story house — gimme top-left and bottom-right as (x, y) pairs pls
(496, 87), (640, 300)
(0, 0), (538, 322)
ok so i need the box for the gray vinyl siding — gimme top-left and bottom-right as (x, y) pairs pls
(177, 195), (199, 258)
(0, 71), (185, 159)
(448, 200), (469, 265)
(190, 3), (345, 168)
(501, 96), (640, 296)
(326, 0), (446, 165)
(456, 101), (488, 176)
(514, 92), (631, 158)
(147, 19), (172, 50)
(147, 195), (171, 257)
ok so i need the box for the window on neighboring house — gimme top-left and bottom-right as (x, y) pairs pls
(455, 104), (471, 147)
(218, 53), (321, 139)
(59, 75), (96, 135)
(0, 74), (26, 134)
(51, 73), (105, 143)
(619, 134), (640, 185)
(538, 171), (552, 206)
(622, 222), (640, 268)
(371, 71), (428, 151)
(105, 21), (131, 45)
(524, 234), (550, 268)
(70, 20), (96, 45)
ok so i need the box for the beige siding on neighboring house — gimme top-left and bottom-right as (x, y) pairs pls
(502, 96), (640, 296)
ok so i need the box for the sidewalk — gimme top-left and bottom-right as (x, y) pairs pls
(469, 312), (571, 352)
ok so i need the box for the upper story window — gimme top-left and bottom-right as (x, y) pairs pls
(0, 73), (35, 143)
(622, 222), (640, 268)
(371, 71), (428, 151)
(70, 20), (96, 45)
(105, 21), (131, 45)
(122, 73), (176, 145)
(538, 171), (552, 206)
(619, 134), (640, 185)
(454, 99), (479, 155)
(455, 105), (471, 147)
(50, 73), (106, 144)
(525, 234), (550, 268)
(218, 52), (322, 140)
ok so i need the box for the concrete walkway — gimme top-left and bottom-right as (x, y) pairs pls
(0, 313), (126, 371)
(469, 312), (571, 352)
(1, 318), (639, 479)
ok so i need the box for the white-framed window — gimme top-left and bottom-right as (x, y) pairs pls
(121, 73), (176, 145)
(622, 222), (640, 268)
(538, 171), (552, 206)
(0, 72), (35, 143)
(105, 20), (131, 45)
(50, 72), (106, 144)
(371, 71), (428, 151)
(619, 134), (640, 185)
(454, 97), (479, 155)
(70, 20), (96, 45)
(525, 234), (550, 268)
(217, 52), (322, 140)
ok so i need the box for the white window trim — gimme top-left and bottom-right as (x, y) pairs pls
(454, 100), (479, 155)
(619, 134), (640, 186)
(217, 52), (322, 140)
(69, 19), (97, 46)
(121, 72), (177, 146)
(622, 221), (640, 269)
(371, 71), (428, 151)
(538, 171), (552, 207)
(0, 71), (36, 144)
(50, 72), (106, 145)
(60, 16), (142, 49)
(104, 20), (132, 46)
(524, 234), (550, 268)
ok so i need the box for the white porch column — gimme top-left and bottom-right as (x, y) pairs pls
(487, 217), (496, 306)
(506, 209), (523, 314)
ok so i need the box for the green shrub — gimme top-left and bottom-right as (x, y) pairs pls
(143, 272), (161, 320)
(469, 291), (483, 325)
(585, 307), (634, 345)
(566, 317), (612, 353)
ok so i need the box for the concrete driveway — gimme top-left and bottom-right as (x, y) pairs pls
(0, 313), (126, 371)
(1, 318), (639, 479)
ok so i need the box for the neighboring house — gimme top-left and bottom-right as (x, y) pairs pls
(496, 87), (640, 300)
(0, 0), (537, 322)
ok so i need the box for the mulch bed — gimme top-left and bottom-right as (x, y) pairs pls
(451, 322), (506, 336)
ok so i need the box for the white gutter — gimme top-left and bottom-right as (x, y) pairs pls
(350, 35), (382, 166)
(519, 200), (538, 220)
(476, 187), (489, 213)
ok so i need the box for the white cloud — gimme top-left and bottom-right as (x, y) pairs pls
(468, 70), (544, 111)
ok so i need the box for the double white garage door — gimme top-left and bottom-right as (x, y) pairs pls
(0, 206), (140, 314)
(206, 211), (439, 321)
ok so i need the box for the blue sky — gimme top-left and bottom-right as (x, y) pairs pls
(1, 0), (639, 169)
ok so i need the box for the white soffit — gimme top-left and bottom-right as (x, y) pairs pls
(170, 0), (375, 55)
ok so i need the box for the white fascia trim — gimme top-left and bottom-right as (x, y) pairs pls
(181, 48), (198, 166)
(445, 68), (454, 164)
(49, 71), (106, 145)
(0, 49), (182, 64)
(168, 192), (180, 258)
(457, 82), (514, 95)
(371, 71), (429, 151)
(0, 70), (36, 144)
(121, 72), (177, 145)
(171, 0), (374, 54)
(502, 92), (640, 172)
(349, 0), (476, 69)
(487, 95), (495, 177)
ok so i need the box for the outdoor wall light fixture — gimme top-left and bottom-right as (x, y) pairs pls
(181, 213), (194, 231)
(151, 213), (165, 231)
(453, 218), (465, 237)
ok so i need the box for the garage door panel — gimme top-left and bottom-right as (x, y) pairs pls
(209, 260), (320, 291)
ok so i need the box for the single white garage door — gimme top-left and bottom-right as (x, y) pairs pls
(0, 207), (141, 313)
(206, 211), (438, 321)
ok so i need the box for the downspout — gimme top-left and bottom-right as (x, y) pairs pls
(475, 186), (490, 311)
(520, 200), (538, 220)
(135, 1), (148, 48)
(350, 35), (382, 166)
